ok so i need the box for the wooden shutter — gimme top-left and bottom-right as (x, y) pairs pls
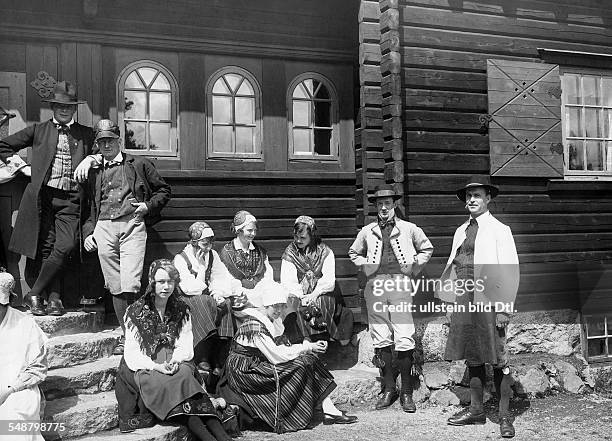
(487, 59), (563, 177)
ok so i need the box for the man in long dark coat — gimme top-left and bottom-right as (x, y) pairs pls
(0, 81), (94, 316)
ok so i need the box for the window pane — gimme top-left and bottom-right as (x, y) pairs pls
(225, 74), (242, 92)
(293, 101), (311, 127)
(237, 80), (254, 96)
(151, 73), (170, 90)
(138, 68), (157, 87)
(236, 127), (254, 153)
(587, 316), (606, 336)
(314, 129), (332, 155)
(235, 97), (254, 125)
(568, 142), (584, 170)
(293, 129), (311, 154)
(302, 79), (315, 97)
(315, 83), (330, 100)
(293, 83), (309, 99)
(125, 71), (144, 89)
(150, 92), (171, 120)
(582, 76), (600, 106)
(585, 108), (601, 138)
(604, 110), (612, 139)
(567, 107), (582, 137)
(124, 91), (146, 119)
(212, 126), (232, 153)
(586, 141), (604, 171)
(588, 338), (606, 357)
(213, 96), (232, 124)
(603, 78), (612, 107)
(314, 101), (331, 127)
(149, 123), (171, 151)
(125, 122), (146, 150)
(607, 142), (612, 171)
(212, 78), (230, 94)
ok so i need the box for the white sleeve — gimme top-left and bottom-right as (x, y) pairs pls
(263, 256), (274, 282)
(311, 250), (336, 296)
(209, 251), (234, 298)
(252, 333), (311, 365)
(174, 253), (207, 296)
(170, 316), (194, 363)
(124, 324), (157, 371)
(280, 259), (305, 298)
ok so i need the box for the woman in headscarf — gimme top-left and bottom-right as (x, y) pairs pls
(219, 210), (273, 309)
(115, 259), (234, 441)
(281, 215), (354, 344)
(173, 222), (237, 389)
(217, 281), (357, 433)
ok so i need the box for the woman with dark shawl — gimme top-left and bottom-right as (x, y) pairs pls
(280, 215), (354, 343)
(115, 259), (235, 441)
(219, 210), (273, 310)
(217, 281), (357, 433)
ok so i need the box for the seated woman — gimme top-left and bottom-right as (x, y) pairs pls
(173, 222), (235, 387)
(219, 210), (273, 310)
(281, 215), (353, 344)
(217, 281), (357, 433)
(115, 259), (234, 441)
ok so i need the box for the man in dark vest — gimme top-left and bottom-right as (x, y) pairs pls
(349, 184), (433, 413)
(82, 119), (170, 355)
(0, 82), (94, 316)
(436, 176), (520, 438)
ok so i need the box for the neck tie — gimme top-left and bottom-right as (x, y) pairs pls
(55, 123), (69, 134)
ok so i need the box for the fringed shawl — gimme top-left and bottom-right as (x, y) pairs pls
(125, 291), (190, 358)
(281, 242), (331, 295)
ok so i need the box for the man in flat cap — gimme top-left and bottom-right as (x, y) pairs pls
(437, 176), (520, 438)
(349, 184), (433, 413)
(0, 81), (94, 316)
(82, 119), (170, 355)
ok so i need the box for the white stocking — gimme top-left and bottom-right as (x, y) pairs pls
(322, 397), (341, 416)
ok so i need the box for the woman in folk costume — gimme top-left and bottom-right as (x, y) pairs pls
(217, 281), (357, 433)
(115, 259), (235, 441)
(219, 210), (274, 310)
(0, 269), (48, 441)
(173, 222), (238, 389)
(281, 215), (353, 344)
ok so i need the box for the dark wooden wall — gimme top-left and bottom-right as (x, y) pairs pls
(358, 0), (612, 313)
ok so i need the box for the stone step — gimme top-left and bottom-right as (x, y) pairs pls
(43, 391), (118, 440)
(71, 425), (190, 441)
(42, 356), (121, 400)
(33, 310), (105, 337)
(329, 366), (380, 405)
(47, 330), (121, 369)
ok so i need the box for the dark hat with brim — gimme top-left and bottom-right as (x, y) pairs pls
(42, 81), (86, 105)
(456, 175), (499, 201)
(94, 119), (120, 141)
(368, 184), (402, 202)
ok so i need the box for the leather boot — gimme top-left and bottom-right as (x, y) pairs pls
(500, 417), (515, 438)
(27, 295), (47, 316)
(400, 392), (416, 413)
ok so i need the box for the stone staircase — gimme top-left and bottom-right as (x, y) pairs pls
(35, 311), (380, 440)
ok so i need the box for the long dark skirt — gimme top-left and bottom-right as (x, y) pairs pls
(217, 343), (336, 433)
(181, 295), (234, 344)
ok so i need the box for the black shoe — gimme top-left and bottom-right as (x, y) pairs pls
(27, 295), (47, 316)
(500, 417), (515, 438)
(400, 392), (416, 413)
(323, 412), (358, 425)
(447, 408), (486, 426)
(113, 335), (125, 356)
(47, 299), (65, 316)
(375, 390), (399, 410)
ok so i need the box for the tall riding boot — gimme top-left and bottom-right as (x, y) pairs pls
(374, 346), (398, 410)
(497, 369), (515, 438)
(448, 364), (486, 426)
(397, 350), (416, 412)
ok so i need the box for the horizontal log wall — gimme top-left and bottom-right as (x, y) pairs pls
(393, 0), (612, 312)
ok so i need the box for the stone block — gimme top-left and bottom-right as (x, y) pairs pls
(411, 376), (431, 403)
(562, 372), (586, 394)
(506, 310), (581, 356)
(423, 363), (449, 389)
(517, 368), (550, 397)
(73, 425), (192, 441)
(329, 367), (380, 406)
(449, 361), (469, 386)
(34, 311), (104, 337)
(42, 356), (121, 399)
(47, 331), (121, 369)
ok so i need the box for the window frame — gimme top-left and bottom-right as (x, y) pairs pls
(582, 313), (612, 363)
(287, 72), (339, 162)
(117, 60), (179, 158)
(561, 66), (612, 179)
(205, 66), (262, 160)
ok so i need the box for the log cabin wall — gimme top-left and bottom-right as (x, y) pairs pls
(0, 0), (362, 315)
(356, 0), (612, 314)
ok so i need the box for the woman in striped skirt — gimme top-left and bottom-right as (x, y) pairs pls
(217, 281), (357, 433)
(173, 222), (235, 388)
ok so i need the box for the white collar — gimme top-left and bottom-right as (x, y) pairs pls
(103, 151), (123, 166)
(233, 237), (255, 252)
(52, 118), (74, 128)
(469, 210), (491, 226)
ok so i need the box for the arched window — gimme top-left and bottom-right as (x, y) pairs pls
(288, 73), (339, 160)
(206, 67), (262, 158)
(117, 61), (178, 156)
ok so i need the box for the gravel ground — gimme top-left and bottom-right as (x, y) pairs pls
(238, 393), (612, 441)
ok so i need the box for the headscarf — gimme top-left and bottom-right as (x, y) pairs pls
(231, 210), (257, 234)
(188, 221), (214, 241)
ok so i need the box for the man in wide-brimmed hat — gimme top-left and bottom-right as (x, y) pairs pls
(0, 81), (95, 316)
(349, 184), (433, 413)
(436, 176), (520, 438)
